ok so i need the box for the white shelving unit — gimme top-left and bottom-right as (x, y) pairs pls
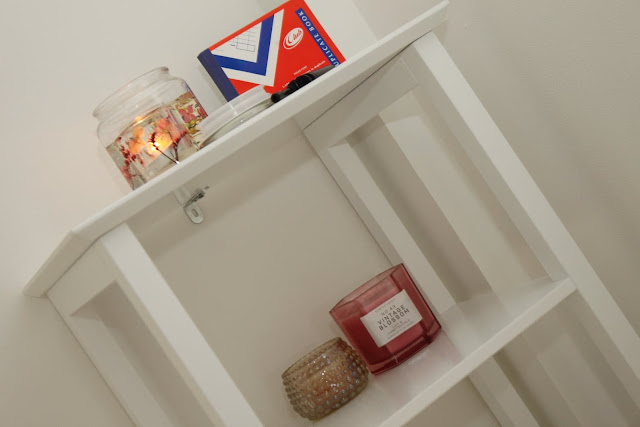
(26, 2), (640, 426)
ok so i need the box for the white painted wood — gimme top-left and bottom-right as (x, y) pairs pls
(304, 58), (418, 152)
(97, 224), (262, 427)
(495, 336), (585, 427)
(521, 311), (634, 426)
(401, 34), (565, 282)
(46, 243), (113, 315)
(373, 93), (544, 426)
(402, 31), (640, 382)
(48, 249), (174, 427)
(381, 33), (640, 422)
(94, 284), (218, 427)
(323, 141), (455, 313)
(24, 231), (91, 297)
(68, 310), (175, 427)
(47, 224), (261, 426)
(471, 361), (540, 427)
(312, 140), (541, 426)
(24, 1), (449, 298)
(303, 36), (627, 424)
(435, 278), (573, 427)
(126, 132), (394, 426)
(384, 99), (540, 291)
(382, 107), (554, 426)
(314, 278), (574, 427)
(24, 4), (640, 425)
(564, 295), (640, 409)
(304, 53), (543, 419)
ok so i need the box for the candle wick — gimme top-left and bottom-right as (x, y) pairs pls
(149, 131), (179, 165)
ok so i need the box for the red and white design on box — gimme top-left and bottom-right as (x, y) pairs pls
(198, 0), (345, 100)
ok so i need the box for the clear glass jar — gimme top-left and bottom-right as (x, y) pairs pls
(196, 86), (272, 148)
(93, 67), (208, 189)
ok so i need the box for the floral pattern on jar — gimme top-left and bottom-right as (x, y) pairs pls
(173, 92), (208, 139)
(106, 106), (197, 189)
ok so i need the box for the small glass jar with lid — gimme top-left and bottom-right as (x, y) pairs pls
(196, 86), (272, 148)
(93, 67), (208, 189)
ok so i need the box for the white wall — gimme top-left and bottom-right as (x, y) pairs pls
(1, 0), (639, 425)
(0, 0), (261, 425)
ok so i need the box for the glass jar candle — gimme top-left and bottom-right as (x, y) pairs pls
(93, 67), (208, 189)
(330, 265), (441, 375)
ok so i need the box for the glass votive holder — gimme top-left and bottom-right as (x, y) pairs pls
(282, 338), (368, 420)
(330, 264), (441, 375)
(196, 86), (272, 148)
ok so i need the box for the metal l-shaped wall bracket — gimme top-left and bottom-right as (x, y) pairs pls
(173, 186), (208, 224)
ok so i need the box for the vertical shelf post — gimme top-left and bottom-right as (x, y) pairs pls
(49, 224), (263, 427)
(305, 50), (539, 427)
(402, 32), (640, 385)
(49, 244), (174, 427)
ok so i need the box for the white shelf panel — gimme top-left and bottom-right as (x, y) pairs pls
(24, 1), (449, 297)
(315, 278), (575, 427)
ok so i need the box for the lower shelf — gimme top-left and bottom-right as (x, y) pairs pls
(315, 277), (576, 426)
(63, 226), (576, 427)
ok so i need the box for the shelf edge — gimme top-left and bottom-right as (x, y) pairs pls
(379, 278), (576, 427)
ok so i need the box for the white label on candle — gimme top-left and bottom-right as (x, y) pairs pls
(360, 290), (423, 347)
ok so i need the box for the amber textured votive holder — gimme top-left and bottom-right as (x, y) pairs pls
(282, 338), (368, 420)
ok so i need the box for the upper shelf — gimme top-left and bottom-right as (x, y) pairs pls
(25, 2), (449, 297)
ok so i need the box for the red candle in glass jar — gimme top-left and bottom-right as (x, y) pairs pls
(330, 264), (441, 375)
